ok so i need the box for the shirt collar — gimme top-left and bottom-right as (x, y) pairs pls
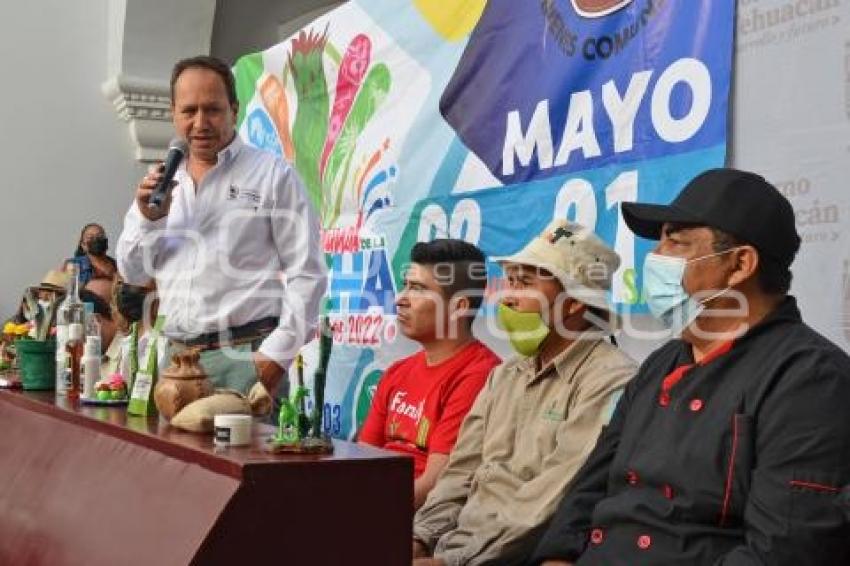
(757, 295), (801, 326)
(217, 133), (243, 163)
(675, 295), (802, 365)
(721, 294), (802, 349)
(521, 332), (604, 385)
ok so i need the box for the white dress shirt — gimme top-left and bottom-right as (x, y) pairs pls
(117, 136), (327, 368)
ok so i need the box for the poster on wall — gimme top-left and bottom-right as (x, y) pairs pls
(730, 0), (850, 354)
(233, 0), (735, 439)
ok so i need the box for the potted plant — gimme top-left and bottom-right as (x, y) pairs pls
(13, 285), (62, 390)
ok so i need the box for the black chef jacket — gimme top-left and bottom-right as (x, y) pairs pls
(532, 297), (850, 565)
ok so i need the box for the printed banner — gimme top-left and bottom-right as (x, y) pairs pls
(233, 0), (735, 439)
(730, 0), (850, 354)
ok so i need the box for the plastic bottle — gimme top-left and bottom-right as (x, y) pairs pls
(81, 335), (101, 400)
(81, 305), (101, 399)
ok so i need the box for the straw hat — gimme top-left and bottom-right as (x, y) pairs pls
(35, 270), (70, 292)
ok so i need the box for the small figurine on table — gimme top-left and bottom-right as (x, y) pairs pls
(273, 385), (310, 445)
(266, 318), (334, 454)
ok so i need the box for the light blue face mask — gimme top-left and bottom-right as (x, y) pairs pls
(643, 250), (735, 335)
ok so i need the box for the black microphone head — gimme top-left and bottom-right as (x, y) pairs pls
(168, 138), (189, 156)
(148, 138), (189, 210)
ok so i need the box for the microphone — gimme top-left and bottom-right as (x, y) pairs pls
(148, 138), (189, 211)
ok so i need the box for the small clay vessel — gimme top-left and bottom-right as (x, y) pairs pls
(154, 349), (213, 421)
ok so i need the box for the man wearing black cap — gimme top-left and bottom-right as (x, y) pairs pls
(532, 168), (850, 565)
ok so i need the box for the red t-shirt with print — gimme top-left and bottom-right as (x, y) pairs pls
(359, 341), (500, 477)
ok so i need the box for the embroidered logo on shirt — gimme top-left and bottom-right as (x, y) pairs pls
(542, 403), (566, 421)
(227, 184), (261, 204)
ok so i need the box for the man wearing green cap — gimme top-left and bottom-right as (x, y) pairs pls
(412, 220), (636, 566)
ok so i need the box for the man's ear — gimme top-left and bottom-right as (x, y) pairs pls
(568, 298), (586, 317)
(449, 295), (471, 321)
(727, 246), (759, 288)
(551, 295), (583, 329)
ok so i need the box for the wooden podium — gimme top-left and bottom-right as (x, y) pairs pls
(0, 390), (413, 565)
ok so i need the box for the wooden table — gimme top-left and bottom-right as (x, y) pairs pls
(0, 389), (413, 565)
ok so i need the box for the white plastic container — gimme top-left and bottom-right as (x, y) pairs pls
(81, 336), (101, 400)
(213, 414), (252, 447)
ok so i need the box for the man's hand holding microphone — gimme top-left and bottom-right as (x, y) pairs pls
(136, 138), (188, 221)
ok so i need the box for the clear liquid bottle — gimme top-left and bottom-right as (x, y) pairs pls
(55, 263), (81, 394)
(60, 269), (85, 398)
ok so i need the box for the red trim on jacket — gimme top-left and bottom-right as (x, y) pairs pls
(719, 414), (739, 526)
(658, 340), (734, 407)
(789, 480), (841, 494)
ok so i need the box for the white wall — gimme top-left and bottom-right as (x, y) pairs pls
(0, 0), (146, 318)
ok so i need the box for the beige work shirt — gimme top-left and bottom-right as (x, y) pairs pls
(413, 334), (636, 565)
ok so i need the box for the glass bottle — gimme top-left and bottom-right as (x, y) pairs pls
(61, 271), (85, 399)
(55, 264), (83, 395)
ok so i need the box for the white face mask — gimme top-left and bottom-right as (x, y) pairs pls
(643, 248), (738, 335)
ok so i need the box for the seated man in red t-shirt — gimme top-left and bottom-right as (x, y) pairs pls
(359, 239), (500, 508)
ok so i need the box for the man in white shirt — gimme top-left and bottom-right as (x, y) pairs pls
(117, 55), (327, 396)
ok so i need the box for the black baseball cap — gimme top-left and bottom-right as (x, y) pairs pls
(621, 168), (801, 268)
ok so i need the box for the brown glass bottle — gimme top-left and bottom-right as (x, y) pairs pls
(66, 322), (84, 399)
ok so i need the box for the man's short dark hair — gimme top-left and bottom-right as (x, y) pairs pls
(410, 239), (488, 318)
(79, 289), (112, 320)
(170, 55), (237, 106)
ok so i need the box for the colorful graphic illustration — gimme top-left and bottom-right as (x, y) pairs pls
(234, 0), (734, 439)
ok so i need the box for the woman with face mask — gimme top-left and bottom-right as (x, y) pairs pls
(64, 223), (117, 286)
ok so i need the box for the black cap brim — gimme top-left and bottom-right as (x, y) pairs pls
(621, 202), (704, 241)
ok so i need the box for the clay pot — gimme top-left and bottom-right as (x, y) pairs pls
(154, 348), (213, 421)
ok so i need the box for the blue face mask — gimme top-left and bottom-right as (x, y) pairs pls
(643, 250), (735, 335)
